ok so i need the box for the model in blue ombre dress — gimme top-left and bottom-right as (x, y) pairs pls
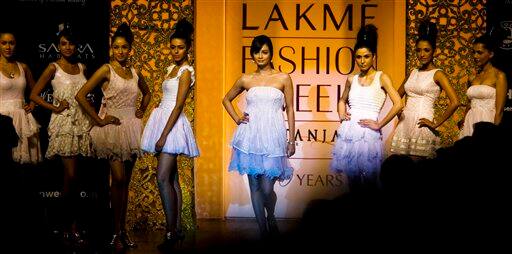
(223, 35), (296, 239)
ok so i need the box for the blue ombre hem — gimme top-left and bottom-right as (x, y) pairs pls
(229, 147), (293, 182)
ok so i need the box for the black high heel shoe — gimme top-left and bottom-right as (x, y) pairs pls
(176, 229), (185, 247)
(63, 231), (86, 248)
(109, 234), (125, 249)
(267, 216), (280, 236)
(120, 230), (137, 248)
(157, 231), (177, 251)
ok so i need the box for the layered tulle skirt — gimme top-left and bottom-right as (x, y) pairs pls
(0, 99), (42, 164)
(140, 107), (199, 157)
(228, 112), (293, 181)
(90, 107), (142, 161)
(330, 118), (382, 181)
(46, 103), (93, 158)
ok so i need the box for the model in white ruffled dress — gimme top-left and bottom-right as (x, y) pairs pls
(228, 86), (293, 180)
(140, 19), (197, 250)
(331, 69), (403, 189)
(31, 61), (93, 158)
(141, 64), (199, 156)
(331, 24), (402, 190)
(223, 35), (296, 239)
(88, 64), (144, 161)
(30, 31), (94, 242)
(75, 24), (151, 249)
(331, 72), (386, 182)
(0, 61), (41, 164)
(0, 31), (41, 164)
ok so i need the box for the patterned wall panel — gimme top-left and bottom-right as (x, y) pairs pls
(407, 0), (487, 146)
(110, 0), (196, 231)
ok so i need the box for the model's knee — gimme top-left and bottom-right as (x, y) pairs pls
(157, 175), (171, 188)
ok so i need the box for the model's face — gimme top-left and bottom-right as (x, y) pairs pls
(111, 37), (131, 63)
(252, 44), (272, 68)
(415, 40), (434, 65)
(473, 43), (493, 67)
(170, 38), (188, 63)
(355, 47), (375, 72)
(58, 36), (76, 59)
(0, 33), (16, 59)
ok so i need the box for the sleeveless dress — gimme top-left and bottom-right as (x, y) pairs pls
(459, 85), (496, 139)
(141, 64), (199, 156)
(229, 86), (293, 181)
(46, 62), (93, 158)
(390, 69), (441, 157)
(89, 64), (142, 161)
(0, 62), (42, 164)
(330, 71), (386, 181)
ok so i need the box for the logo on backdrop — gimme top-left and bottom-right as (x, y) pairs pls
(38, 42), (96, 61)
(500, 21), (512, 50)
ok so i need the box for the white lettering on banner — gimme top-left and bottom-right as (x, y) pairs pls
(38, 42), (96, 60)
(39, 191), (60, 198)
(38, 191), (98, 199)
